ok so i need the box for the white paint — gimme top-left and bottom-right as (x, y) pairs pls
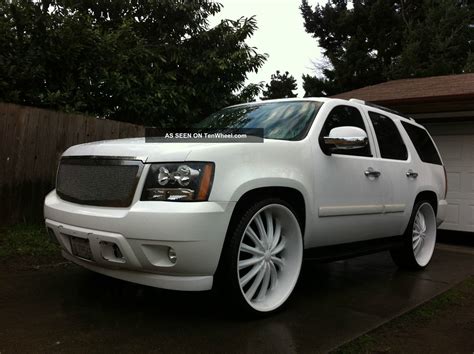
(44, 98), (447, 307)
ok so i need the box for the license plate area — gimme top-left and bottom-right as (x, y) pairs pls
(70, 236), (93, 261)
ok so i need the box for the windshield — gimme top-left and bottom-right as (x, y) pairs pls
(195, 101), (323, 140)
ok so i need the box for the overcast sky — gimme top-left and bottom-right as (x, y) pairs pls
(209, 0), (325, 97)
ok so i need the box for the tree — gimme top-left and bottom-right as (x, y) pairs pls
(300, 0), (474, 96)
(261, 70), (298, 100)
(0, 0), (267, 127)
(229, 82), (265, 104)
(393, 0), (473, 78)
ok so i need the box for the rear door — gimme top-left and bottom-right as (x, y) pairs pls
(365, 111), (418, 236)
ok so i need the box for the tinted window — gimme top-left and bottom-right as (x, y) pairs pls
(369, 112), (408, 160)
(319, 105), (371, 157)
(196, 101), (323, 141)
(402, 122), (442, 165)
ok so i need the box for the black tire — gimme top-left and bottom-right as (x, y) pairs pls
(216, 198), (303, 315)
(390, 200), (437, 270)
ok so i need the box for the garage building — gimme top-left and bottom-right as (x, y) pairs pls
(334, 73), (474, 233)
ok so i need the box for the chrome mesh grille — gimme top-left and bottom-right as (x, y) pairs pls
(56, 157), (144, 207)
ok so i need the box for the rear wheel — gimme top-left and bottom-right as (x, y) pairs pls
(391, 201), (437, 269)
(219, 199), (303, 314)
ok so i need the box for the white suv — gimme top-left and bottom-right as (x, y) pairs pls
(44, 98), (447, 314)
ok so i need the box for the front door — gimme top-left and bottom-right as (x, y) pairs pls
(310, 104), (393, 248)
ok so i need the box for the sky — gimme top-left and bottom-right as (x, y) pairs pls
(209, 0), (325, 97)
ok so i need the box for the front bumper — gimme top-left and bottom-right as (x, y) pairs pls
(44, 191), (235, 291)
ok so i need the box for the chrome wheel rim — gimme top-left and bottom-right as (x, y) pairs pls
(412, 203), (436, 267)
(237, 204), (302, 312)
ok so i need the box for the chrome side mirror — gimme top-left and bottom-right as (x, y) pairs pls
(323, 126), (368, 152)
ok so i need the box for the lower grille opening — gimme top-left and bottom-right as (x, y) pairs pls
(100, 241), (126, 264)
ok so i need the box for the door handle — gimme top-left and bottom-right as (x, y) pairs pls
(406, 170), (418, 178)
(364, 168), (381, 178)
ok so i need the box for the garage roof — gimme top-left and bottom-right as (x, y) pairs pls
(333, 73), (474, 104)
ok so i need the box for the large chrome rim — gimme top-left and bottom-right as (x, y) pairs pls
(412, 203), (436, 267)
(237, 204), (303, 312)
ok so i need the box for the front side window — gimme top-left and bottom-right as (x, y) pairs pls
(196, 101), (323, 141)
(319, 105), (371, 157)
(369, 112), (408, 160)
(401, 122), (442, 165)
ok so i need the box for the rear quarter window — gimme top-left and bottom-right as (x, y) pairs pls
(401, 122), (442, 165)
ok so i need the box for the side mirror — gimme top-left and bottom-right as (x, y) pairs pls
(322, 126), (368, 153)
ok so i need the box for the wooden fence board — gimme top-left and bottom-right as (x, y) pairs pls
(0, 103), (145, 225)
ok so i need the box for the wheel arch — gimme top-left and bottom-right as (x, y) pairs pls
(414, 190), (438, 215)
(228, 186), (306, 235)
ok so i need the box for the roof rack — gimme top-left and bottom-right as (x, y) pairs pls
(349, 98), (415, 121)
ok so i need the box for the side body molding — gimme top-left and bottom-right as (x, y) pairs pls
(319, 204), (405, 217)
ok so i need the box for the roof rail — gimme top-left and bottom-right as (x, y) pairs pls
(349, 98), (415, 121)
(348, 98), (365, 105)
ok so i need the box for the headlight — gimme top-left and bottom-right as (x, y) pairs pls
(141, 162), (214, 201)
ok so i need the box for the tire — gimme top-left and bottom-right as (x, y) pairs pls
(218, 198), (303, 314)
(390, 201), (437, 269)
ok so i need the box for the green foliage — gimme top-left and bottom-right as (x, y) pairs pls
(261, 70), (298, 100)
(464, 52), (474, 72)
(302, 73), (332, 98)
(0, 0), (267, 126)
(0, 224), (59, 260)
(228, 82), (265, 105)
(394, 0), (473, 78)
(300, 0), (474, 96)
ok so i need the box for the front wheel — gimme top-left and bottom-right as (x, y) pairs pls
(219, 199), (303, 314)
(391, 201), (437, 269)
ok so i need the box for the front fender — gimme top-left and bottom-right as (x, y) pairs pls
(229, 177), (309, 203)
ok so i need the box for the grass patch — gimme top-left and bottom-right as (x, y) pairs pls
(333, 276), (474, 353)
(333, 334), (377, 354)
(0, 224), (62, 267)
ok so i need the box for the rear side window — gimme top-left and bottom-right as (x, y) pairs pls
(401, 122), (442, 165)
(368, 112), (408, 160)
(319, 105), (371, 157)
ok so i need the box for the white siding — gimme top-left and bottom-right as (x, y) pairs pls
(432, 134), (474, 232)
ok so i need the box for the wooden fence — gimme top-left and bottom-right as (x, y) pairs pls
(0, 103), (145, 225)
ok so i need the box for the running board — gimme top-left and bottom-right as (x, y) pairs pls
(304, 236), (403, 262)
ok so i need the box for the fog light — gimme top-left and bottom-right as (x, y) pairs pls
(168, 247), (177, 264)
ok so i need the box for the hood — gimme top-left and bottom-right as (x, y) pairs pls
(62, 138), (222, 162)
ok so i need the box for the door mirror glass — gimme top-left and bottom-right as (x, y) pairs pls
(323, 126), (368, 152)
